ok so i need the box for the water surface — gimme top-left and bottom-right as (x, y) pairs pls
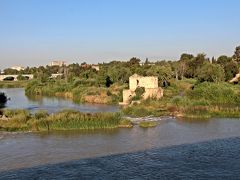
(1, 137), (240, 179)
(1, 88), (240, 179)
(0, 88), (119, 113)
(1, 117), (240, 173)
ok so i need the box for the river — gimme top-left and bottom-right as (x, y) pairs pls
(0, 88), (240, 179)
(0, 88), (119, 113)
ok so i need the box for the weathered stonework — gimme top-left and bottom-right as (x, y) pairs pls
(129, 74), (158, 91)
(120, 74), (163, 105)
(230, 72), (240, 83)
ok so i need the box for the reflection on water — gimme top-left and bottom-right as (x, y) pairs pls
(1, 88), (240, 178)
(1, 137), (240, 179)
(1, 117), (240, 172)
(0, 88), (119, 113)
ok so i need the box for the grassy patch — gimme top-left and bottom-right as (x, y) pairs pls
(0, 109), (126, 132)
(25, 80), (124, 104)
(122, 80), (240, 119)
(118, 119), (133, 128)
(139, 121), (158, 128)
(0, 81), (29, 88)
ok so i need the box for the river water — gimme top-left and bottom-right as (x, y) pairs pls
(0, 88), (119, 113)
(1, 88), (240, 179)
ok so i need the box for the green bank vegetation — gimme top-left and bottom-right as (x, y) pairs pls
(0, 109), (132, 132)
(123, 80), (240, 119)
(139, 121), (158, 128)
(1, 46), (240, 119)
(0, 81), (29, 88)
(25, 80), (126, 104)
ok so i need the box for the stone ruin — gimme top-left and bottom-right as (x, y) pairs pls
(120, 74), (163, 105)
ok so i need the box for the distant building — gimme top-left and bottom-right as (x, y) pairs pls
(120, 74), (163, 105)
(10, 66), (25, 71)
(49, 61), (67, 67)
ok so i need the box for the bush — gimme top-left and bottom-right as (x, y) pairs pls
(132, 87), (145, 100)
(0, 92), (7, 106)
(34, 110), (49, 119)
(187, 82), (240, 105)
(35, 110), (123, 131)
(17, 75), (29, 81)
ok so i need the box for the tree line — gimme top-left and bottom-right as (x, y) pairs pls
(2, 46), (240, 86)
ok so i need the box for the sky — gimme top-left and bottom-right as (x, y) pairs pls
(0, 0), (239, 69)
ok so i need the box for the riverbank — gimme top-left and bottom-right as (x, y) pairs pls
(0, 109), (133, 132)
(0, 81), (29, 88)
(122, 80), (240, 119)
(25, 80), (126, 104)
(2, 79), (240, 119)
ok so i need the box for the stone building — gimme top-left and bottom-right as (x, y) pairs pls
(229, 72), (240, 83)
(120, 74), (163, 105)
(49, 61), (67, 67)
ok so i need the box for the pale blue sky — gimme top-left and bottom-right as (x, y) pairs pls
(0, 0), (239, 69)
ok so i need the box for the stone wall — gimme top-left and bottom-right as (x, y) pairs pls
(129, 74), (158, 91)
(122, 89), (135, 105)
(120, 74), (163, 105)
(143, 88), (163, 100)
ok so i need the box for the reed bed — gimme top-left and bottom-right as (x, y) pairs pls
(0, 109), (123, 132)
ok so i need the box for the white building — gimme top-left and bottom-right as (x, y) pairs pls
(10, 66), (25, 71)
(49, 61), (67, 67)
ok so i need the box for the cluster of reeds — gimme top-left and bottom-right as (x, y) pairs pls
(35, 110), (122, 131)
(0, 109), (124, 132)
(139, 121), (158, 128)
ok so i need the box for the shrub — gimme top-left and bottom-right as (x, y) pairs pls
(0, 92), (7, 106)
(132, 87), (145, 100)
(187, 82), (240, 105)
(34, 110), (49, 119)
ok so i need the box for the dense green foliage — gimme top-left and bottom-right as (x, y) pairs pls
(0, 109), (124, 132)
(123, 79), (240, 119)
(0, 92), (7, 107)
(0, 81), (29, 88)
(1, 46), (240, 120)
(132, 87), (145, 101)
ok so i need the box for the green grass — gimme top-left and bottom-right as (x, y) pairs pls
(36, 110), (122, 131)
(0, 109), (124, 132)
(25, 79), (124, 104)
(139, 121), (158, 128)
(122, 80), (240, 119)
(118, 119), (133, 128)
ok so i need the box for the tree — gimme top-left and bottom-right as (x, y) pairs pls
(17, 75), (29, 81)
(146, 65), (172, 85)
(224, 60), (239, 81)
(211, 57), (217, 64)
(0, 92), (7, 107)
(196, 62), (225, 83)
(128, 57), (141, 65)
(233, 46), (240, 63)
(144, 58), (149, 65)
(3, 68), (19, 75)
(180, 53), (194, 61)
(217, 55), (232, 66)
(34, 66), (51, 83)
(107, 66), (131, 84)
(185, 53), (208, 78)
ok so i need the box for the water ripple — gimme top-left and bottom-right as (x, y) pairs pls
(1, 137), (240, 179)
